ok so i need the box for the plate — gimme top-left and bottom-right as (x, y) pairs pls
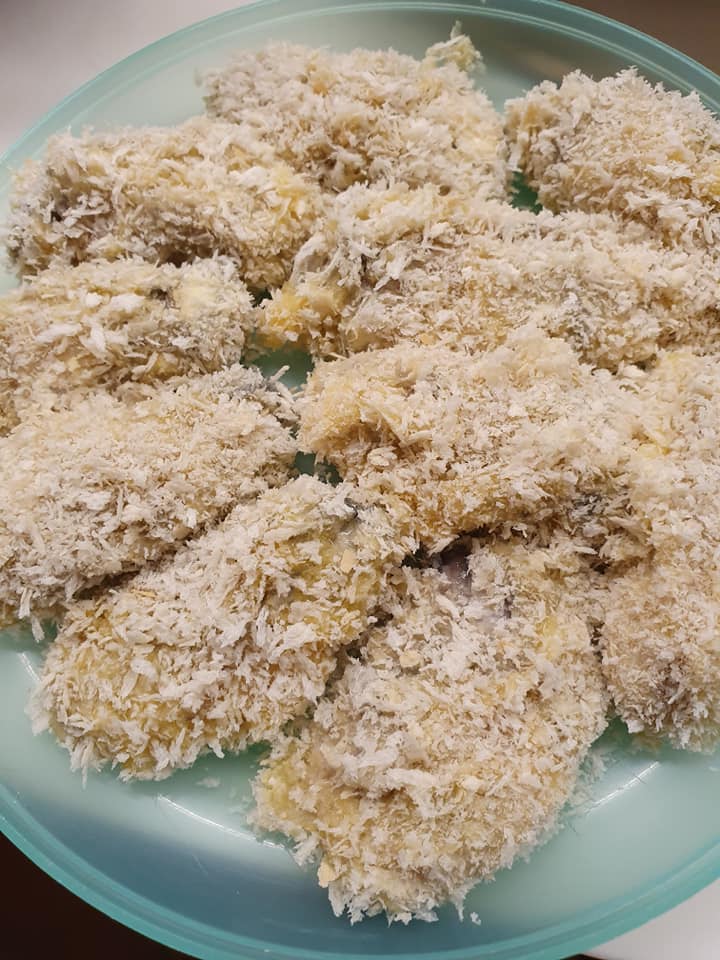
(1, 2), (719, 959)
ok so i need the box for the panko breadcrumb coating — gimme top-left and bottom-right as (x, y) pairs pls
(5, 37), (720, 923)
(0, 257), (252, 431)
(300, 326), (641, 550)
(601, 350), (720, 750)
(253, 537), (608, 923)
(31, 476), (415, 781)
(601, 561), (720, 752)
(204, 33), (505, 196)
(5, 117), (322, 287)
(505, 69), (720, 247)
(259, 184), (720, 368)
(0, 365), (296, 625)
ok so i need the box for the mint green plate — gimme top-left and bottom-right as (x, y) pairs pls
(1, 2), (719, 958)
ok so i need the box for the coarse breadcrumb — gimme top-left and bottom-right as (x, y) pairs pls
(299, 326), (642, 551)
(204, 33), (505, 196)
(4, 116), (322, 287)
(31, 476), (415, 780)
(0, 256), (252, 432)
(0, 365), (297, 625)
(252, 537), (608, 923)
(505, 69), (720, 247)
(601, 350), (720, 750)
(259, 183), (720, 368)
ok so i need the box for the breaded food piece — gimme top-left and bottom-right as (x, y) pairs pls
(259, 184), (720, 369)
(253, 537), (608, 922)
(600, 350), (720, 750)
(601, 560), (720, 752)
(300, 326), (641, 550)
(204, 33), (504, 196)
(505, 69), (720, 247)
(31, 476), (415, 781)
(0, 257), (252, 431)
(0, 365), (296, 624)
(5, 116), (322, 287)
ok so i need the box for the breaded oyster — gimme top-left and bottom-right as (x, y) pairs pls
(253, 537), (608, 922)
(0, 256), (252, 431)
(0, 365), (296, 624)
(505, 69), (720, 247)
(259, 184), (720, 368)
(31, 476), (415, 780)
(300, 327), (641, 550)
(601, 350), (720, 751)
(205, 33), (504, 196)
(602, 560), (720, 752)
(5, 116), (322, 286)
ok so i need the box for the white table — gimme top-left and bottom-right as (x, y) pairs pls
(1, 2), (717, 958)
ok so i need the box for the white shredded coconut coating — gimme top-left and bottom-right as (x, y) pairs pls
(31, 476), (415, 780)
(260, 183), (720, 368)
(0, 365), (297, 624)
(0, 256), (252, 432)
(253, 537), (608, 923)
(300, 326), (642, 551)
(5, 116), (323, 286)
(505, 68), (720, 248)
(204, 33), (505, 196)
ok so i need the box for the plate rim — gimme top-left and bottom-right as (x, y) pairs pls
(3, 788), (719, 960)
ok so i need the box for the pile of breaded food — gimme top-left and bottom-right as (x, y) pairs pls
(2, 29), (720, 924)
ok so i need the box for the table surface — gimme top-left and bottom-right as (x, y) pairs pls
(0, 1), (718, 958)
